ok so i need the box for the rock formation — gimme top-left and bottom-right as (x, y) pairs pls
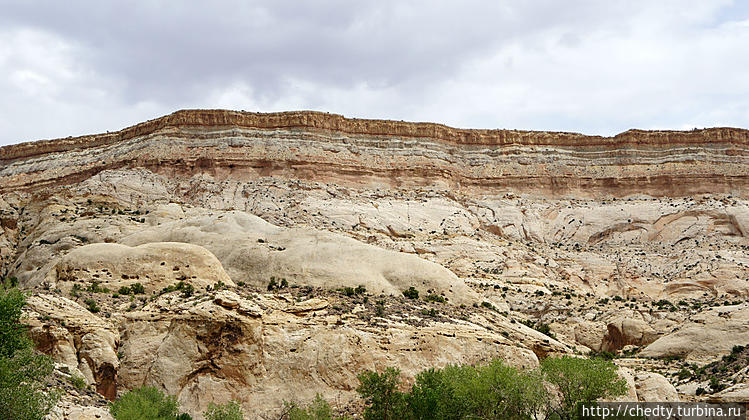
(0, 110), (747, 417)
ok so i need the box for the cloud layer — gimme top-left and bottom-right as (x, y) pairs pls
(1, 1), (748, 145)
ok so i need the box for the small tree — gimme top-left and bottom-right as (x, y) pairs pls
(203, 400), (244, 420)
(541, 356), (627, 419)
(0, 287), (31, 358)
(0, 286), (58, 420)
(356, 367), (408, 420)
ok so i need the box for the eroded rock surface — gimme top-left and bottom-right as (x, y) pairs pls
(0, 110), (745, 415)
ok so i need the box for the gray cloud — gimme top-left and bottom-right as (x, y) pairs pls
(0, 0), (748, 145)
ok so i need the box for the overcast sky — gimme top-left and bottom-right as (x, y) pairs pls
(1, 1), (748, 145)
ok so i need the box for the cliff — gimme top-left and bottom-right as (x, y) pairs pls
(2, 109), (749, 197)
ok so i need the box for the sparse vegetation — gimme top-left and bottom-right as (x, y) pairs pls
(424, 294), (446, 304)
(84, 298), (101, 313)
(283, 394), (351, 420)
(70, 374), (87, 389)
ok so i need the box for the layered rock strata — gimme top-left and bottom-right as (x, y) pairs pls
(2, 110), (748, 197)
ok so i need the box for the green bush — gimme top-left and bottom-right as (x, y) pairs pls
(177, 282), (194, 298)
(424, 294), (446, 304)
(84, 298), (100, 313)
(0, 287), (58, 419)
(203, 400), (243, 420)
(406, 360), (547, 420)
(110, 386), (188, 420)
(357, 360), (548, 420)
(71, 374), (87, 390)
(402, 287), (419, 300)
(130, 283), (145, 294)
(285, 394), (350, 420)
(355, 356), (627, 420)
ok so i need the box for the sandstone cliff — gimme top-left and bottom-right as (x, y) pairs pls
(0, 110), (747, 417)
(2, 109), (749, 197)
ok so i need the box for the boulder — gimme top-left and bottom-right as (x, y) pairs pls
(634, 372), (680, 402)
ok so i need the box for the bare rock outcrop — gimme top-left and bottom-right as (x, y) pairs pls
(2, 110), (749, 198)
(634, 372), (680, 402)
(117, 291), (538, 417)
(45, 242), (234, 294)
(24, 294), (119, 400)
(639, 304), (749, 361)
(120, 211), (477, 304)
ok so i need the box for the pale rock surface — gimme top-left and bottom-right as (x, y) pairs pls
(603, 316), (659, 352)
(120, 211), (477, 304)
(708, 383), (749, 404)
(47, 405), (114, 420)
(45, 242), (234, 294)
(115, 292), (539, 417)
(25, 294), (120, 399)
(640, 304), (749, 361)
(634, 372), (680, 402)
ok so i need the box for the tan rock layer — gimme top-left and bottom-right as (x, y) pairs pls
(3, 110), (749, 162)
(2, 109), (749, 197)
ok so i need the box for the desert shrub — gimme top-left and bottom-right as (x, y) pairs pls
(284, 394), (351, 420)
(203, 400), (244, 420)
(84, 298), (100, 313)
(402, 287), (419, 300)
(130, 283), (145, 294)
(178, 283), (194, 298)
(0, 287), (58, 419)
(480, 301), (496, 311)
(421, 308), (439, 317)
(424, 294), (446, 304)
(541, 356), (627, 419)
(86, 280), (108, 293)
(109, 386), (184, 420)
(71, 374), (87, 389)
(533, 322), (552, 337)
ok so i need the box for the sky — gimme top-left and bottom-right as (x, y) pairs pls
(1, 1), (749, 146)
